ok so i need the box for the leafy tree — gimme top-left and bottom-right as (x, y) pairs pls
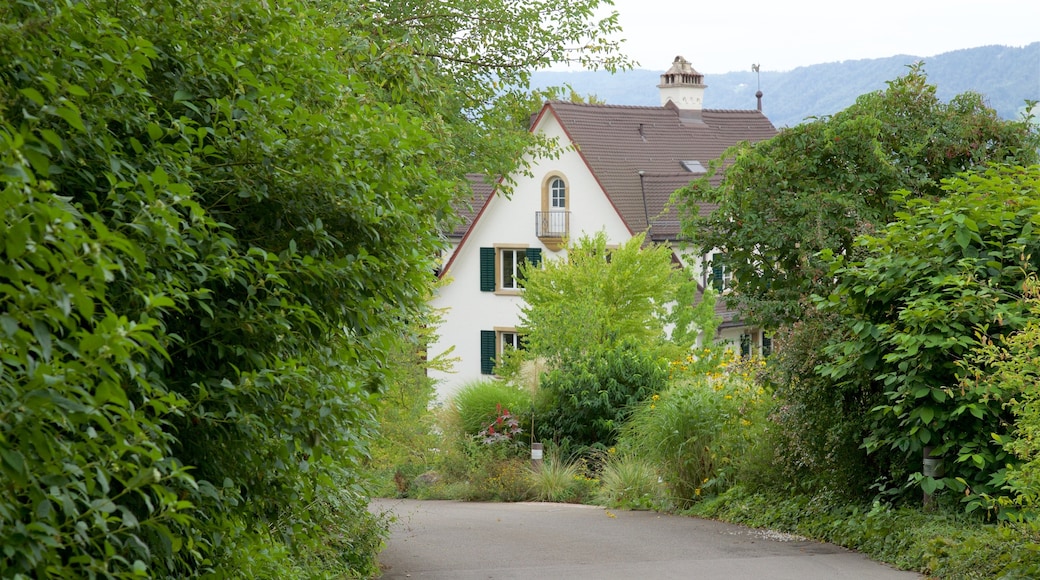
(518, 231), (711, 364)
(367, 0), (630, 190)
(818, 164), (1040, 502)
(516, 232), (715, 450)
(675, 65), (1039, 327)
(1, 0), (625, 575)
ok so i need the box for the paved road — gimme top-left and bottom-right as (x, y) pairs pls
(370, 499), (924, 579)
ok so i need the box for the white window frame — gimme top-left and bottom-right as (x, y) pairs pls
(499, 330), (523, 354)
(549, 177), (567, 209)
(497, 246), (528, 293)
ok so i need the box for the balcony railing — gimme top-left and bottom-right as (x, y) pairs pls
(535, 211), (569, 238)
(536, 211), (569, 251)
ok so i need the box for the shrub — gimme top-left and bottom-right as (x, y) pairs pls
(453, 380), (534, 440)
(535, 339), (667, 452)
(366, 326), (444, 497)
(427, 403), (532, 502)
(961, 274), (1040, 522)
(452, 440), (532, 503)
(0, 0), (453, 573)
(758, 308), (890, 499)
(694, 486), (1040, 579)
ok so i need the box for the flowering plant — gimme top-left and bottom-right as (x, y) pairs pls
(480, 403), (523, 445)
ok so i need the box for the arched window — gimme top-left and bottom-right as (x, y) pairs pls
(549, 176), (566, 209)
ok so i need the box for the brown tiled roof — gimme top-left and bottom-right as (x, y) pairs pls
(450, 175), (496, 238)
(545, 101), (776, 237)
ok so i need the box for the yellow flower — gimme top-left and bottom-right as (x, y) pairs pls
(650, 403), (656, 410)
(695, 488), (701, 496)
(651, 394), (660, 402)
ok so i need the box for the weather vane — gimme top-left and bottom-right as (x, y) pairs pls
(752, 63), (761, 92)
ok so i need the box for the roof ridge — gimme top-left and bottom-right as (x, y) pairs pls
(546, 100), (665, 110)
(547, 101), (765, 115)
(703, 108), (765, 113)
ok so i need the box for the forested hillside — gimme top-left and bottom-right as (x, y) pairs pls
(532, 43), (1039, 127)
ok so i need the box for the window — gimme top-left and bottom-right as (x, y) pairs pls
(549, 177), (566, 209)
(740, 333), (752, 358)
(762, 333), (773, 358)
(500, 248), (526, 290)
(480, 329), (525, 375)
(500, 331), (523, 352)
(480, 247), (542, 293)
(706, 253), (730, 291)
(541, 173), (569, 211)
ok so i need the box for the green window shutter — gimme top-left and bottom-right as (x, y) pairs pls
(480, 330), (496, 375)
(525, 247), (542, 267)
(480, 247), (495, 292)
(711, 254), (725, 291)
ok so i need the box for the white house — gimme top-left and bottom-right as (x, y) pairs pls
(429, 56), (777, 400)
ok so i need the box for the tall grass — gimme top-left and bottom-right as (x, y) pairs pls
(452, 379), (534, 438)
(620, 369), (768, 507)
(529, 453), (582, 502)
(598, 453), (661, 510)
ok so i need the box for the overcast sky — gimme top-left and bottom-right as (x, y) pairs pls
(607, 0), (1040, 74)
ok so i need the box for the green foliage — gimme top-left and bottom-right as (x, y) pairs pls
(819, 165), (1040, 502)
(1, 0), (627, 574)
(0, 188), (201, 575)
(518, 231), (706, 453)
(961, 275), (1040, 522)
(519, 231), (701, 363)
(431, 407), (533, 502)
(757, 308), (889, 499)
(676, 64), (1040, 326)
(365, 324), (443, 498)
(535, 339), (667, 451)
(693, 486), (1040, 580)
(620, 370), (768, 508)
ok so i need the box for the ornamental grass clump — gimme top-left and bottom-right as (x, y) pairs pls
(621, 369), (768, 508)
(597, 451), (662, 510)
(529, 453), (583, 502)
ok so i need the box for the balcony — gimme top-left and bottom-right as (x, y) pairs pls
(535, 211), (569, 251)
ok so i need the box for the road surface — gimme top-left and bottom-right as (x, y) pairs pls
(370, 499), (924, 579)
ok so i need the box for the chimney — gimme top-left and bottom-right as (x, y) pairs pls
(657, 56), (706, 111)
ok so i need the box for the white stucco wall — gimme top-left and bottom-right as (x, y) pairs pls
(428, 110), (633, 402)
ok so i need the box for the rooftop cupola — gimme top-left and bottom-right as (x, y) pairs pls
(658, 55), (706, 111)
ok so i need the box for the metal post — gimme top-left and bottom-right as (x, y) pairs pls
(922, 446), (944, 508)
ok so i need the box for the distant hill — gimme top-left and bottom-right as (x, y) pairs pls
(531, 43), (1039, 128)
